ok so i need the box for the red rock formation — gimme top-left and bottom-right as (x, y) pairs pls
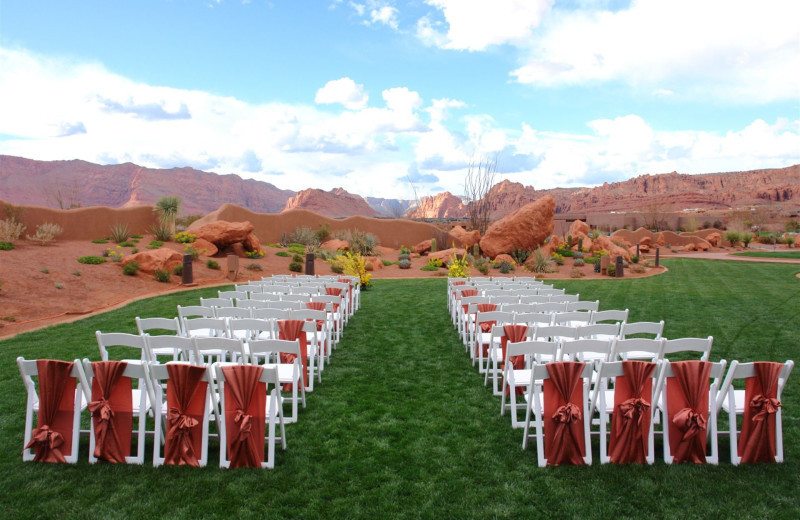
(448, 226), (480, 250)
(122, 248), (182, 275)
(193, 238), (218, 257)
(192, 221), (256, 250)
(412, 239), (432, 255)
(484, 180), (539, 218)
(405, 192), (465, 218)
(479, 196), (555, 259)
(321, 239), (349, 252)
(283, 187), (379, 218)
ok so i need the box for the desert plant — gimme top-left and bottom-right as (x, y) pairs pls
(154, 196), (181, 235)
(630, 264), (646, 274)
(573, 251), (584, 259)
(288, 244), (306, 255)
(40, 268), (49, 274)
(106, 246), (124, 262)
(0, 242), (13, 251)
(77, 256), (106, 264)
(275, 251), (290, 258)
(316, 223), (331, 243)
(758, 233), (777, 245)
(569, 267), (585, 278)
(173, 264), (183, 276)
(784, 234), (795, 248)
(741, 232), (754, 248)
(381, 259), (394, 266)
(498, 261), (514, 274)
(289, 261), (303, 272)
(206, 259), (220, 270)
(724, 230), (741, 247)
(292, 253), (303, 263)
(427, 257), (443, 268)
(347, 229), (379, 256)
(607, 264), (616, 276)
(147, 240), (163, 249)
(151, 223), (172, 242)
(430, 238), (437, 253)
(472, 243), (480, 258)
(119, 241), (135, 247)
(577, 237), (583, 251)
(528, 248), (550, 273)
(92, 238), (108, 244)
(573, 258), (585, 267)
(398, 252), (410, 262)
(72, 271), (81, 276)
(0, 218), (26, 243)
(131, 234), (143, 239)
(476, 263), (489, 275)
(109, 223), (130, 243)
(631, 254), (640, 263)
(290, 225), (318, 245)
(447, 253), (470, 278)
(463, 156), (497, 235)
(245, 249), (265, 259)
(184, 244), (204, 260)
(175, 232), (196, 244)
(398, 259), (411, 269)
(244, 262), (263, 271)
(339, 251), (371, 288)
(122, 262), (140, 276)
(510, 248), (530, 265)
(550, 253), (564, 266)
(153, 269), (171, 283)
(566, 234), (573, 248)
(130, 248), (138, 254)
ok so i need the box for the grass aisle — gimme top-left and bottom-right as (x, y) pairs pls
(0, 261), (798, 518)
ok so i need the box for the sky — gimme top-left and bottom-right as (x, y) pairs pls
(1, 0), (799, 201)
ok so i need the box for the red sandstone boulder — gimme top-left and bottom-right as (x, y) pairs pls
(413, 239), (432, 255)
(591, 235), (631, 262)
(365, 256), (383, 270)
(429, 248), (466, 263)
(540, 235), (561, 257)
(122, 248), (182, 275)
(569, 219), (590, 238)
(193, 238), (218, 257)
(494, 253), (515, 265)
(479, 195), (555, 259)
(685, 243), (697, 251)
(448, 226), (481, 250)
(706, 232), (722, 247)
(192, 221), (255, 249)
(242, 233), (262, 253)
(654, 232), (666, 247)
(321, 239), (349, 252)
(696, 241), (709, 251)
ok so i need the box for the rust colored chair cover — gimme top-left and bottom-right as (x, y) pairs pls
(739, 362), (784, 464)
(324, 287), (342, 312)
(667, 360), (711, 464)
(501, 325), (529, 397)
(88, 361), (132, 463)
(543, 361), (587, 466)
(336, 278), (354, 309)
(278, 320), (309, 391)
(164, 364), (208, 467)
(609, 361), (656, 464)
(305, 301), (328, 331)
(222, 365), (266, 468)
(476, 304), (498, 333)
(25, 360), (77, 463)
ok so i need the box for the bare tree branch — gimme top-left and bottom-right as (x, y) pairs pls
(463, 155), (497, 235)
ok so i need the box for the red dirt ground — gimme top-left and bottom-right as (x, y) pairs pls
(0, 237), (671, 338)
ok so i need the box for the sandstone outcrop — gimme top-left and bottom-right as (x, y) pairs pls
(448, 226), (480, 250)
(122, 248), (182, 275)
(283, 187), (379, 218)
(428, 248), (466, 263)
(479, 196), (555, 259)
(591, 235), (631, 262)
(192, 221), (257, 251)
(192, 238), (218, 257)
(412, 239), (432, 255)
(405, 192), (465, 218)
(321, 239), (349, 252)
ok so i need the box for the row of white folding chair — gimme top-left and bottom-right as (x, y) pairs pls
(518, 359), (734, 467)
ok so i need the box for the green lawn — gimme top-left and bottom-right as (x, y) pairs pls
(1, 259), (798, 519)
(732, 250), (800, 259)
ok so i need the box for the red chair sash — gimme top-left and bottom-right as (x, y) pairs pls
(543, 362), (587, 466)
(305, 301), (327, 331)
(336, 278), (354, 308)
(325, 287), (342, 312)
(460, 289), (478, 298)
(88, 361), (132, 463)
(164, 364), (208, 467)
(609, 361), (655, 464)
(739, 362), (783, 463)
(452, 281), (466, 286)
(477, 304), (498, 333)
(501, 324), (529, 396)
(25, 360), (76, 463)
(221, 365), (266, 468)
(667, 360), (711, 463)
(475, 321), (495, 358)
(278, 320), (309, 392)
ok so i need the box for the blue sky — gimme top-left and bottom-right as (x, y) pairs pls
(1, 0), (798, 200)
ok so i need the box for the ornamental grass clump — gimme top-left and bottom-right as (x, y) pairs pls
(0, 218), (26, 244)
(153, 269), (171, 283)
(122, 262), (140, 276)
(109, 223), (130, 243)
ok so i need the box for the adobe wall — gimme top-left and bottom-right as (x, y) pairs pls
(1, 199), (159, 240)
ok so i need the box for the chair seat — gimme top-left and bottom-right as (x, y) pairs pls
(721, 389), (746, 414)
(511, 369), (532, 387)
(264, 363), (299, 384)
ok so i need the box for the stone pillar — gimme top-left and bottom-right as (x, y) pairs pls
(615, 255), (624, 278)
(227, 254), (239, 281)
(655, 248), (660, 267)
(600, 254), (611, 274)
(181, 254), (193, 284)
(305, 252), (315, 276)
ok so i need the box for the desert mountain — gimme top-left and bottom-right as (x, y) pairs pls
(405, 191), (466, 218)
(282, 187), (380, 218)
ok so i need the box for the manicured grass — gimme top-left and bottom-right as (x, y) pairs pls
(0, 259), (798, 518)
(732, 250), (800, 259)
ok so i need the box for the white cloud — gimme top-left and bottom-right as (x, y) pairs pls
(348, 1), (399, 29)
(510, 0), (800, 103)
(315, 77), (369, 110)
(370, 5), (399, 29)
(418, 0), (554, 51)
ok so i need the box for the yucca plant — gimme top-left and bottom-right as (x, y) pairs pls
(109, 223), (130, 243)
(154, 196), (181, 235)
(151, 222), (172, 242)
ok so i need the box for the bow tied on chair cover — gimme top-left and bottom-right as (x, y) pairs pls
(88, 361), (131, 463)
(667, 360), (711, 464)
(610, 361), (655, 464)
(543, 362), (587, 466)
(164, 363), (207, 467)
(476, 304), (497, 333)
(278, 320), (309, 392)
(740, 362), (784, 463)
(221, 365), (266, 468)
(501, 324), (529, 396)
(25, 360), (77, 463)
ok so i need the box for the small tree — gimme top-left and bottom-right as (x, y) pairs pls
(463, 155), (497, 235)
(154, 196), (181, 235)
(640, 200), (670, 231)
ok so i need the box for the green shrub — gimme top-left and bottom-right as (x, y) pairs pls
(122, 262), (140, 276)
(109, 223), (130, 243)
(290, 226), (318, 245)
(206, 259), (220, 270)
(498, 261), (515, 274)
(584, 256), (599, 264)
(173, 264), (183, 276)
(630, 264), (646, 274)
(607, 264), (616, 276)
(151, 223), (172, 242)
(119, 241), (135, 247)
(292, 253), (303, 263)
(131, 234), (143, 239)
(266, 243), (283, 248)
(153, 269), (171, 282)
(381, 259), (394, 266)
(477, 263), (490, 275)
(245, 249), (265, 259)
(551, 253), (564, 266)
(147, 240), (163, 249)
(289, 261), (303, 272)
(724, 230), (741, 247)
(430, 239), (437, 253)
(130, 248), (138, 254)
(398, 259), (411, 269)
(175, 232), (196, 244)
(316, 223), (331, 243)
(573, 258), (585, 267)
(510, 248), (530, 264)
(758, 233), (777, 245)
(420, 264), (438, 271)
(330, 262), (344, 274)
(184, 244), (204, 260)
(784, 234), (795, 248)
(427, 257), (443, 268)
(0, 241), (13, 251)
(276, 251), (291, 257)
(398, 252), (410, 261)
(528, 248), (550, 273)
(288, 245), (306, 255)
(92, 238), (108, 244)
(244, 262), (263, 271)
(77, 256), (107, 264)
(631, 254), (640, 263)
(555, 248), (575, 257)
(741, 232), (754, 248)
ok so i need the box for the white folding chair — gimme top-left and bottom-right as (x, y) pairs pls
(216, 364), (286, 469)
(182, 317), (228, 340)
(566, 300), (600, 312)
(214, 307), (252, 320)
(661, 336), (713, 362)
(522, 362), (593, 467)
(144, 335), (196, 364)
(553, 311), (592, 328)
(577, 323), (620, 342)
(500, 340), (559, 428)
(248, 338), (306, 424)
(136, 316), (183, 361)
(716, 360), (793, 465)
(18, 358), (86, 463)
(96, 331), (152, 364)
(591, 309), (630, 325)
(192, 336), (247, 366)
(619, 320), (664, 339)
(473, 311), (514, 372)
